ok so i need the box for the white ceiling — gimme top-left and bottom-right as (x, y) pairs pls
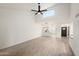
(0, 3), (72, 24)
(0, 3), (56, 10)
(34, 3), (71, 23)
(0, 3), (34, 10)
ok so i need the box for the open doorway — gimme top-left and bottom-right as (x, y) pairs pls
(61, 27), (67, 37)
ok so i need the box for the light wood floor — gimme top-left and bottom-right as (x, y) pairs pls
(0, 36), (74, 56)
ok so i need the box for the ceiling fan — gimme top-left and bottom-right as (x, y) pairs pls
(31, 3), (48, 15)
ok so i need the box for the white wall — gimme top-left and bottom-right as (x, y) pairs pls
(69, 22), (73, 38)
(70, 4), (79, 55)
(0, 6), (41, 49)
(41, 22), (72, 38)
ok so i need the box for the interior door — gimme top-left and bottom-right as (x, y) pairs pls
(61, 27), (67, 37)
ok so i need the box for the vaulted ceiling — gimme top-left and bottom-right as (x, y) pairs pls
(0, 3), (71, 24)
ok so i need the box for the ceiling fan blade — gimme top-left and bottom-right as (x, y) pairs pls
(41, 9), (47, 12)
(31, 9), (38, 12)
(35, 12), (38, 15)
(40, 12), (43, 15)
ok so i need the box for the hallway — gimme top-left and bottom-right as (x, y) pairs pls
(0, 36), (74, 56)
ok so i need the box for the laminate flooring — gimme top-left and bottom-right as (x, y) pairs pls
(0, 36), (74, 56)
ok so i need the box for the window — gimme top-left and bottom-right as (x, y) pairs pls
(43, 10), (55, 18)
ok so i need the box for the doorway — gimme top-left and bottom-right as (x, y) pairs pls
(61, 27), (67, 37)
